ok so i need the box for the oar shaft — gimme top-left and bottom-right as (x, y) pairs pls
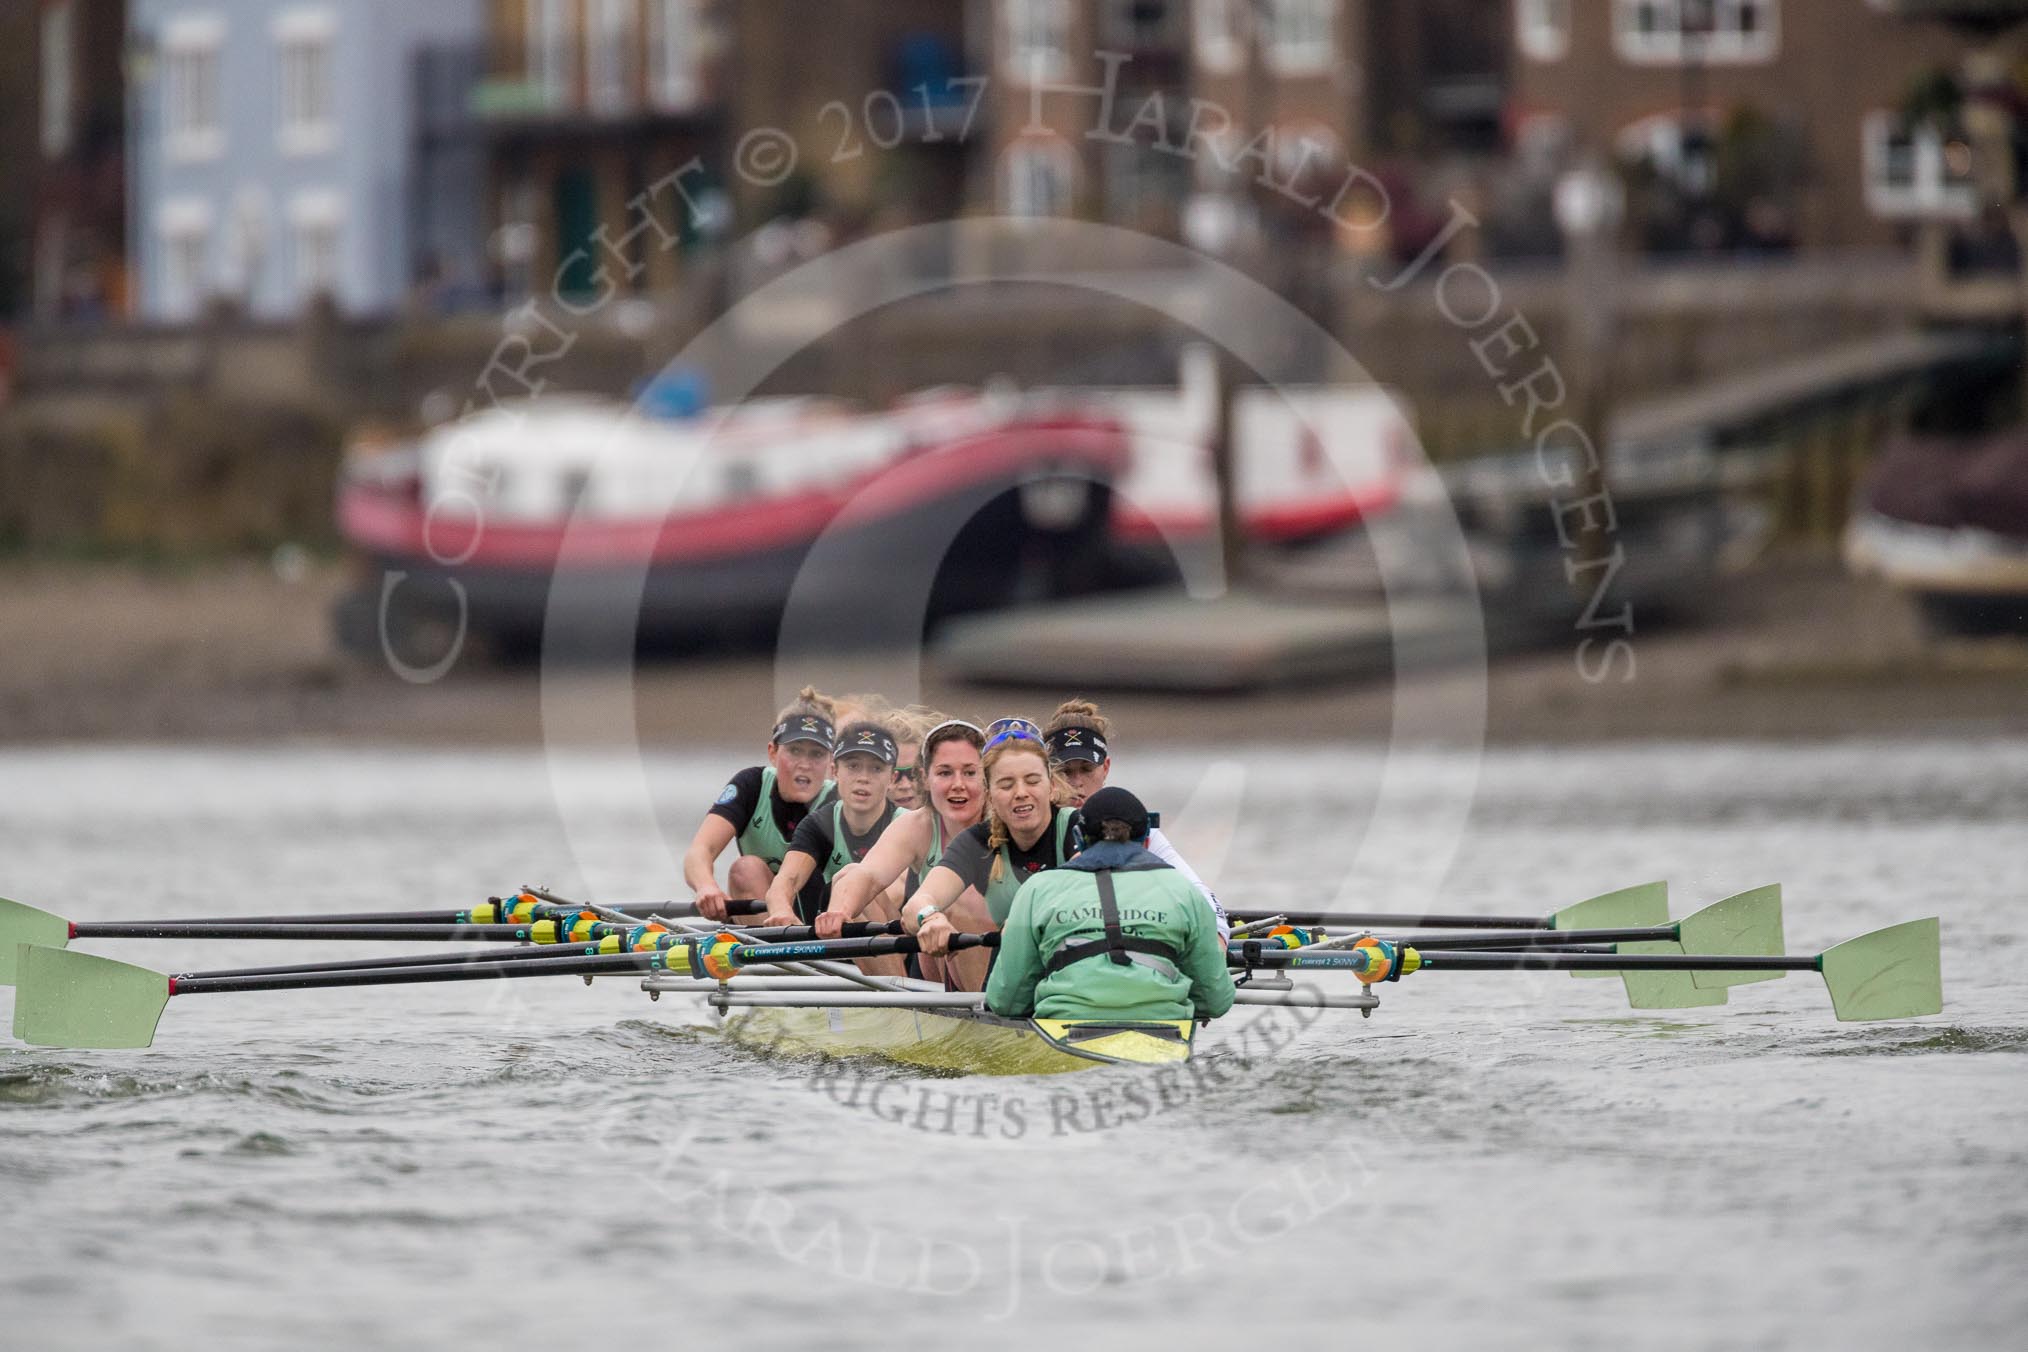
(130, 900), (769, 929)
(152, 910), (469, 927)
(1386, 926), (1675, 950)
(1227, 910), (1550, 930)
(192, 944), (552, 980)
(73, 923), (548, 942)
(165, 931), (985, 995)
(181, 921), (905, 981)
(722, 932), (995, 965)
(172, 950), (671, 995)
(1229, 938), (1624, 963)
(685, 936), (993, 977)
(1231, 947), (1811, 973)
(1416, 951), (1819, 973)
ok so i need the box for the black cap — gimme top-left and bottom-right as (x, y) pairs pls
(833, 723), (898, 766)
(1045, 726), (1108, 766)
(1077, 786), (1149, 843)
(773, 713), (835, 749)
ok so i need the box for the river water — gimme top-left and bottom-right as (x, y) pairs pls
(2, 741), (2024, 1350)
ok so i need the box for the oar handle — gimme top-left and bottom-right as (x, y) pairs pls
(648, 898), (766, 919)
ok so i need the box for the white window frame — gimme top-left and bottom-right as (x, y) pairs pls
(1613, 0), (1779, 66)
(162, 14), (226, 163)
(587, 0), (637, 116)
(1003, 0), (1072, 85)
(1517, 0), (1571, 63)
(1862, 110), (1978, 221)
(1194, 0), (1242, 73)
(157, 197), (215, 322)
(647, 0), (700, 111)
(289, 190), (345, 304)
(41, 1), (74, 159)
(1000, 136), (1078, 218)
(274, 8), (338, 156)
(1264, 0), (1335, 78)
(526, 0), (575, 108)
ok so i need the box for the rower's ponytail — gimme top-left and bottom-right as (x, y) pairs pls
(773, 685), (838, 729)
(889, 704), (939, 750)
(1044, 696), (1112, 742)
(985, 813), (1010, 886)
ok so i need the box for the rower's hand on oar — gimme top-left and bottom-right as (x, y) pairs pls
(813, 909), (845, 940)
(916, 912), (956, 956)
(762, 906), (800, 931)
(694, 887), (731, 922)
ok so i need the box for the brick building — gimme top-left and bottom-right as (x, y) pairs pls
(465, 0), (970, 300)
(973, 0), (1505, 262)
(419, 1), (1521, 300)
(28, 0), (130, 320)
(1507, 0), (1976, 250)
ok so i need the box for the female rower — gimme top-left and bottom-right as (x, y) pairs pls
(825, 718), (1084, 990)
(985, 786), (1234, 1024)
(682, 686), (837, 922)
(762, 720), (906, 929)
(1042, 697), (1228, 938)
(885, 706), (935, 812)
(761, 718), (909, 975)
(814, 717), (987, 977)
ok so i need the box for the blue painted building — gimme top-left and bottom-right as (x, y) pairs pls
(128, 0), (483, 321)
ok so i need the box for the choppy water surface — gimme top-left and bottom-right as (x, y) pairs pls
(3, 742), (2025, 1350)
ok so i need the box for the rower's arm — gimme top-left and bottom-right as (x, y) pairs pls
(765, 851), (818, 921)
(905, 864), (969, 924)
(1148, 826), (1229, 940)
(879, 874), (909, 914)
(824, 810), (925, 921)
(682, 816), (739, 897)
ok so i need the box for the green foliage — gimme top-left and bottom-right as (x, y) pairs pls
(1899, 67), (1966, 134)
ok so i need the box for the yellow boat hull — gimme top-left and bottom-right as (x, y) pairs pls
(717, 1004), (1195, 1076)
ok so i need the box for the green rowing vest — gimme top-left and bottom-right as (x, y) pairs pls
(738, 767), (834, 869)
(823, 801), (901, 882)
(983, 857), (1235, 1024)
(983, 807), (1078, 926)
(913, 810), (946, 888)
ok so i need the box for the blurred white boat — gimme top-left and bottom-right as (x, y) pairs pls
(332, 370), (1406, 659)
(1846, 431), (2028, 635)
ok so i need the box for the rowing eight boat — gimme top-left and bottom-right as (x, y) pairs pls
(1, 882), (1943, 1071)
